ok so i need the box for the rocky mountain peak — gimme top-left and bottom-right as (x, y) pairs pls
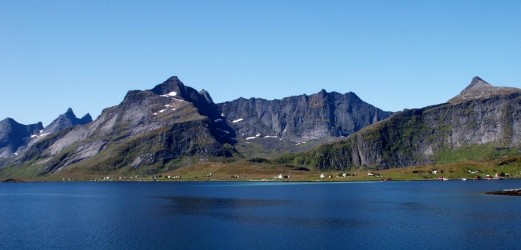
(463, 76), (491, 91)
(151, 76), (186, 97)
(1, 118), (15, 127)
(64, 107), (76, 118)
(42, 108), (92, 134)
(80, 114), (93, 124)
(120, 76), (189, 107)
(449, 77), (521, 104)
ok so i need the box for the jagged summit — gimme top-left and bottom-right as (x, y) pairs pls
(449, 77), (521, 104)
(148, 76), (217, 108)
(64, 107), (76, 118)
(80, 114), (93, 124)
(42, 108), (92, 134)
(121, 76), (189, 107)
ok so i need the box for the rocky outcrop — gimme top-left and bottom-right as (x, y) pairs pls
(486, 189), (521, 196)
(0, 118), (43, 158)
(218, 90), (392, 143)
(284, 77), (521, 170)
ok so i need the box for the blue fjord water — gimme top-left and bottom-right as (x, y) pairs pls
(1, 180), (521, 249)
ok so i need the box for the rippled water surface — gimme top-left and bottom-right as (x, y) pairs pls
(1, 180), (521, 249)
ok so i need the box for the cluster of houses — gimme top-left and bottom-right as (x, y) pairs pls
(319, 173), (360, 179)
(428, 168), (510, 181)
(87, 175), (184, 181)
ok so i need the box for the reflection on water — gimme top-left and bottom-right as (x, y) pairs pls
(157, 196), (372, 229)
(158, 196), (292, 209)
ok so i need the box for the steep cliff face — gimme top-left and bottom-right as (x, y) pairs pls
(285, 77), (521, 170)
(218, 90), (392, 143)
(0, 118), (43, 158)
(11, 76), (234, 174)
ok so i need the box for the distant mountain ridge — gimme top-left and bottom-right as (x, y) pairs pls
(0, 107), (92, 160)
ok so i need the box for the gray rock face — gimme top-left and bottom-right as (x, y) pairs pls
(42, 108), (92, 134)
(0, 118), (43, 158)
(290, 77), (521, 170)
(218, 90), (392, 143)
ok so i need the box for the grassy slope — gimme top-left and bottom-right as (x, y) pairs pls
(3, 143), (521, 182)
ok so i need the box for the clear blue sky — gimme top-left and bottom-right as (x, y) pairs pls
(2, 0), (521, 125)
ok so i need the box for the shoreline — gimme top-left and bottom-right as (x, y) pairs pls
(3, 177), (521, 184)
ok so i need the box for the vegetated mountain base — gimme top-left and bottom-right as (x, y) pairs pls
(2, 143), (521, 182)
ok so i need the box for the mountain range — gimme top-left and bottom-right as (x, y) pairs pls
(0, 75), (519, 178)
